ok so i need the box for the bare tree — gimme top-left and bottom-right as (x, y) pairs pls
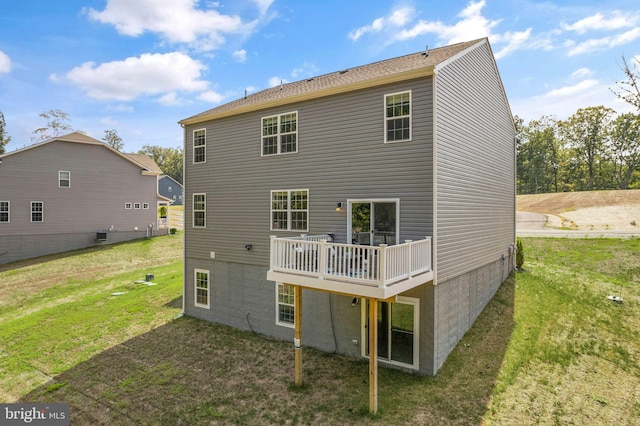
(32, 109), (74, 142)
(103, 129), (124, 151)
(612, 55), (640, 111)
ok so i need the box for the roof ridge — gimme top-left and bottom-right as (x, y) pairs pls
(180, 38), (485, 125)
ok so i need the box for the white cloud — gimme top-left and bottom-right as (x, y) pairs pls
(509, 79), (633, 121)
(539, 79), (599, 99)
(53, 52), (208, 102)
(107, 104), (135, 113)
(511, 78), (634, 121)
(99, 116), (118, 126)
(268, 76), (288, 87)
(571, 68), (593, 78)
(158, 92), (185, 106)
(397, 0), (500, 44)
(197, 90), (225, 104)
(252, 0), (274, 15)
(233, 49), (247, 62)
(493, 29), (532, 60)
(0, 50), (11, 73)
(291, 62), (319, 79)
(562, 11), (638, 34)
(348, 6), (414, 41)
(567, 27), (640, 56)
(86, 0), (257, 51)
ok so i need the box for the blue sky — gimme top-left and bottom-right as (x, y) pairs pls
(1, 0), (638, 153)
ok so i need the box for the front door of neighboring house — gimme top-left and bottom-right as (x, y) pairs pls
(348, 199), (399, 246)
(362, 296), (419, 369)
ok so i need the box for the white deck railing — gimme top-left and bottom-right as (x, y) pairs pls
(269, 235), (432, 288)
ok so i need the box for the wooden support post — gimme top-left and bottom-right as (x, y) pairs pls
(294, 285), (303, 386)
(369, 298), (378, 414)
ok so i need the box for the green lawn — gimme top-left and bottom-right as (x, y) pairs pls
(1, 236), (638, 425)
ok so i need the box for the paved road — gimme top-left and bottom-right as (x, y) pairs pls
(517, 229), (640, 238)
(516, 211), (548, 230)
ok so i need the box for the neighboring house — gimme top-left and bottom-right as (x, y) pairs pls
(158, 175), (183, 205)
(179, 38), (515, 377)
(0, 132), (171, 265)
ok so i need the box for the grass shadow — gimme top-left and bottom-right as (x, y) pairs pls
(0, 238), (158, 273)
(163, 296), (183, 309)
(19, 275), (515, 425)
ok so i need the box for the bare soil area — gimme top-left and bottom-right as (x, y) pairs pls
(517, 190), (640, 231)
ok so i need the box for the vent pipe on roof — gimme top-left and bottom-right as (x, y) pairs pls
(244, 89), (247, 99)
(280, 80), (283, 90)
(423, 45), (429, 57)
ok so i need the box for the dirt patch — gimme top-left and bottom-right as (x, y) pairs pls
(517, 190), (640, 231)
(517, 190), (640, 214)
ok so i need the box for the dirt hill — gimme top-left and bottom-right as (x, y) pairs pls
(517, 190), (640, 231)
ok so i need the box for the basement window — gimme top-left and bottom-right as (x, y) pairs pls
(276, 282), (295, 327)
(194, 269), (210, 308)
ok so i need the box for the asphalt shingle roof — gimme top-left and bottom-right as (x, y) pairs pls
(181, 38), (484, 124)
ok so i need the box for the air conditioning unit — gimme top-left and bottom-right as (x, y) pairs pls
(96, 232), (108, 242)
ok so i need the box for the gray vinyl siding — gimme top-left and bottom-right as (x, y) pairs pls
(434, 41), (515, 283)
(0, 141), (161, 264)
(184, 259), (363, 357)
(183, 40), (516, 376)
(184, 77), (437, 375)
(184, 77), (435, 267)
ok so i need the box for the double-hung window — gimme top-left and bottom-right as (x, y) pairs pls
(193, 193), (206, 228)
(193, 129), (206, 163)
(262, 111), (298, 156)
(194, 269), (210, 308)
(384, 91), (411, 143)
(59, 171), (70, 188)
(0, 201), (9, 222)
(276, 282), (295, 327)
(271, 189), (308, 231)
(31, 201), (43, 222)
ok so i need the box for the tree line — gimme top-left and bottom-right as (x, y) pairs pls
(516, 108), (640, 194)
(0, 109), (183, 184)
(517, 55), (640, 194)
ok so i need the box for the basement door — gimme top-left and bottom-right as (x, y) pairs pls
(348, 200), (399, 246)
(362, 296), (419, 370)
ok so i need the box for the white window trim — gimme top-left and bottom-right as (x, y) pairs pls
(143, 203), (149, 209)
(193, 128), (206, 164)
(275, 282), (295, 328)
(360, 296), (420, 370)
(193, 193), (206, 228)
(134, 203), (141, 209)
(194, 268), (210, 309)
(261, 111), (298, 156)
(270, 189), (309, 232)
(384, 90), (412, 143)
(125, 202), (132, 209)
(31, 201), (44, 223)
(0, 201), (9, 223)
(58, 170), (70, 188)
